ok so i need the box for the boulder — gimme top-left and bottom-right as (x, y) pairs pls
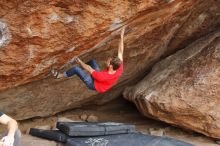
(123, 30), (220, 139)
(0, 0), (219, 119)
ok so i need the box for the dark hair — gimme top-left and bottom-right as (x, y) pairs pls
(110, 56), (122, 70)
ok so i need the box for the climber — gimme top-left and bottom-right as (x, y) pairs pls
(0, 112), (21, 146)
(51, 26), (125, 93)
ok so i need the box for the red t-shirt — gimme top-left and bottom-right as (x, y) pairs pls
(92, 64), (123, 93)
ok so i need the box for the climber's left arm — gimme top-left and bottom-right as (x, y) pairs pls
(118, 26), (125, 61)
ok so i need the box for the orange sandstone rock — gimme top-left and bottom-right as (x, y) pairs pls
(0, 0), (219, 120)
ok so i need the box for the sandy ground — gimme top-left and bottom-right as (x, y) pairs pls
(8, 97), (220, 146)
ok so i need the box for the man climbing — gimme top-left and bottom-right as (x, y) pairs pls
(0, 112), (21, 146)
(52, 27), (125, 93)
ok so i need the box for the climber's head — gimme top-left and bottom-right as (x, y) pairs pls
(106, 56), (122, 71)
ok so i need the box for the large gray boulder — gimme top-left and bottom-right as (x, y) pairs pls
(123, 30), (220, 139)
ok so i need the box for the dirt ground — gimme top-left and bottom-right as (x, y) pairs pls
(11, 97), (220, 146)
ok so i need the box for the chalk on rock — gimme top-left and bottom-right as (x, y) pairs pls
(108, 18), (123, 31)
(0, 19), (11, 48)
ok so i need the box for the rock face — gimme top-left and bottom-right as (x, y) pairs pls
(123, 30), (220, 139)
(0, 0), (219, 120)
